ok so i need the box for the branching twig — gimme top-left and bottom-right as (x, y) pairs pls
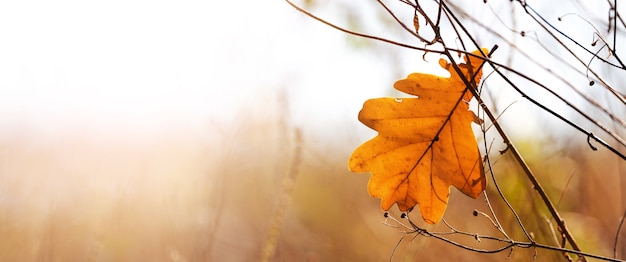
(290, 0), (626, 159)
(436, 1), (586, 257)
(285, 0), (443, 55)
(286, 0), (626, 261)
(384, 213), (626, 262)
(517, 2), (626, 105)
(447, 1), (626, 130)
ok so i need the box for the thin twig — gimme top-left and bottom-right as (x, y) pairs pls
(447, 1), (626, 130)
(523, 2), (625, 70)
(286, 1), (626, 261)
(481, 192), (511, 239)
(556, 169), (577, 208)
(518, 2), (626, 105)
(437, 1), (587, 259)
(615, 209), (626, 259)
(387, 213), (625, 261)
(285, 0), (443, 54)
(289, 0), (626, 159)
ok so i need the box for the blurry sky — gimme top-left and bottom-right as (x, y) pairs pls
(0, 0), (623, 143)
(0, 0), (406, 140)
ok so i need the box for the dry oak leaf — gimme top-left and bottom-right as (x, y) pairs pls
(349, 49), (488, 224)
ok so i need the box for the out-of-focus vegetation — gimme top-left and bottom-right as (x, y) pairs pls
(0, 91), (623, 261)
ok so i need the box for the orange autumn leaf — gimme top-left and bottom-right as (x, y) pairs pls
(349, 49), (488, 224)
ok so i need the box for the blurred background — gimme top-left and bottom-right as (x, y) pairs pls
(0, 0), (624, 261)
